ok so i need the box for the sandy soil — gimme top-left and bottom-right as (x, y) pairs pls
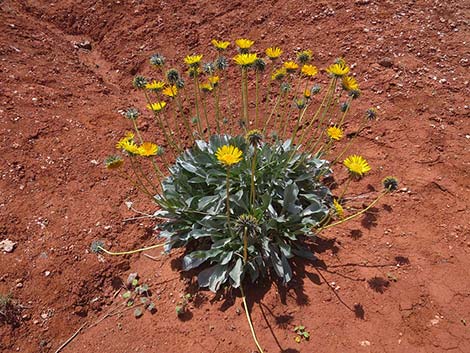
(1, 0), (469, 352)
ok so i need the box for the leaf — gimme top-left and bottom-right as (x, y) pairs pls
(283, 183), (301, 214)
(228, 258), (243, 288)
(122, 291), (131, 299)
(197, 264), (228, 292)
(134, 307), (143, 318)
(131, 279), (139, 287)
(147, 302), (156, 312)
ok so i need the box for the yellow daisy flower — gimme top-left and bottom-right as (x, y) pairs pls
(265, 46), (282, 59)
(233, 53), (258, 67)
(147, 101), (167, 112)
(333, 199), (344, 219)
(162, 85), (178, 97)
(208, 76), (220, 86)
(211, 39), (230, 51)
(271, 67), (287, 81)
(301, 64), (318, 78)
(137, 142), (159, 157)
(184, 54), (203, 67)
(327, 126), (343, 141)
(215, 145), (243, 166)
(145, 80), (166, 91)
(199, 82), (213, 92)
(120, 139), (139, 155)
(283, 61), (299, 72)
(326, 61), (350, 77)
(343, 155), (371, 177)
(342, 76), (359, 91)
(235, 38), (254, 50)
(116, 132), (134, 149)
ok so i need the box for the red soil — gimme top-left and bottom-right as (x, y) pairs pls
(1, 0), (469, 352)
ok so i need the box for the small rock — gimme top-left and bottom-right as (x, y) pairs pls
(0, 239), (16, 253)
(16, 282), (23, 288)
(379, 57), (393, 68)
(40, 312), (48, 320)
(44, 271), (51, 277)
(75, 40), (92, 50)
(33, 320), (40, 325)
(359, 340), (371, 346)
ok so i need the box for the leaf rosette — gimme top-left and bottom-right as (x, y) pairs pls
(156, 135), (332, 292)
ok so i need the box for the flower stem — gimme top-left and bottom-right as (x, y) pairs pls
(318, 191), (388, 232)
(226, 167), (231, 233)
(97, 243), (165, 256)
(240, 284), (265, 353)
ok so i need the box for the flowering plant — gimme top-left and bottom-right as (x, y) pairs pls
(100, 38), (398, 352)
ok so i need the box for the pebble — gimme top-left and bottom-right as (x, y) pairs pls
(0, 239), (16, 253)
(379, 57), (394, 67)
(44, 271), (51, 277)
(16, 282), (23, 288)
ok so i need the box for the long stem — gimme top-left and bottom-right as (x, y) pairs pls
(255, 71), (259, 129)
(193, 76), (203, 137)
(240, 284), (265, 353)
(143, 92), (179, 155)
(176, 95), (194, 144)
(226, 167), (231, 233)
(318, 191), (388, 232)
(297, 77), (335, 147)
(97, 243), (165, 256)
(214, 84), (221, 134)
(250, 149), (257, 207)
(305, 77), (338, 151)
(242, 68), (249, 129)
(332, 118), (368, 166)
(339, 176), (353, 201)
(263, 89), (282, 134)
(201, 93), (210, 136)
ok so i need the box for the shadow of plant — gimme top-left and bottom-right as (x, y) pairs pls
(367, 276), (390, 293)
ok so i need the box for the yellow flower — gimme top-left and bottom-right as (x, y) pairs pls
(342, 76), (359, 91)
(326, 61), (350, 77)
(283, 61), (299, 72)
(147, 101), (167, 112)
(301, 64), (318, 78)
(211, 39), (230, 51)
(116, 132), (135, 149)
(137, 142), (159, 157)
(233, 53), (258, 67)
(215, 145), (243, 166)
(343, 155), (371, 177)
(265, 47), (282, 59)
(162, 85), (178, 97)
(303, 88), (311, 99)
(327, 126), (343, 141)
(145, 80), (165, 91)
(271, 67), (287, 80)
(333, 199), (344, 219)
(120, 139), (139, 155)
(208, 76), (220, 86)
(199, 82), (213, 92)
(235, 38), (254, 50)
(184, 54), (203, 67)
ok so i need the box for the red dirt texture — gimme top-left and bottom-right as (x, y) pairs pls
(1, 0), (469, 352)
